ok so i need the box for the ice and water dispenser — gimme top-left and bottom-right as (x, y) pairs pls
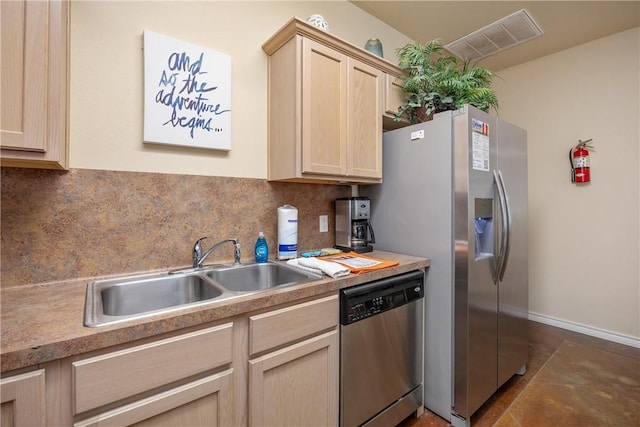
(474, 198), (494, 259)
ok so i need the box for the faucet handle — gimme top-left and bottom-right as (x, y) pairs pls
(231, 239), (242, 265)
(193, 237), (209, 268)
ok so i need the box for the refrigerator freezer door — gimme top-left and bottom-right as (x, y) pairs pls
(496, 119), (529, 387)
(452, 108), (499, 419)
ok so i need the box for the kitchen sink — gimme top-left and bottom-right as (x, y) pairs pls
(84, 262), (322, 327)
(101, 275), (224, 316)
(84, 272), (231, 327)
(205, 262), (321, 292)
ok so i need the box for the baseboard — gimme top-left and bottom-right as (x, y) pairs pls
(528, 312), (640, 349)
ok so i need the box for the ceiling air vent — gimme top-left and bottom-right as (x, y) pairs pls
(444, 9), (543, 61)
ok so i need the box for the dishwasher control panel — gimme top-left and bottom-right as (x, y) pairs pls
(340, 270), (424, 325)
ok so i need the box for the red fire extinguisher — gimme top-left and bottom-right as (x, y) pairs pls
(570, 139), (594, 183)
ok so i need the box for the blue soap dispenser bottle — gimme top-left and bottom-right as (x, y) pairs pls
(254, 232), (268, 263)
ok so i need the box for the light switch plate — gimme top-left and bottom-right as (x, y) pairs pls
(319, 215), (328, 232)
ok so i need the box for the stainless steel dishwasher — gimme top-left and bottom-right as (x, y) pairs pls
(340, 270), (424, 427)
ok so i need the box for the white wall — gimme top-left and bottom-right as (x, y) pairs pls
(493, 27), (640, 341)
(69, 0), (412, 177)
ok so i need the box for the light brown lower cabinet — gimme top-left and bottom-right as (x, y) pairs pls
(248, 294), (339, 427)
(2, 292), (339, 427)
(0, 369), (46, 427)
(249, 331), (338, 427)
(70, 323), (235, 427)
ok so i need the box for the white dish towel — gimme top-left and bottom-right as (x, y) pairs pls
(286, 258), (323, 276)
(297, 257), (350, 279)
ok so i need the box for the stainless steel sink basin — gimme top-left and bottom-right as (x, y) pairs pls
(101, 275), (223, 316)
(84, 272), (231, 327)
(205, 262), (322, 292)
(84, 262), (322, 327)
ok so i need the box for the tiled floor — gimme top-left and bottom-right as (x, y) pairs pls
(399, 321), (640, 427)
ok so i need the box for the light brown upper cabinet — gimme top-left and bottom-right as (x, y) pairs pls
(1, 0), (69, 170)
(384, 73), (410, 130)
(263, 17), (404, 184)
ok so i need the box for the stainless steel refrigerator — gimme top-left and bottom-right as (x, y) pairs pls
(361, 105), (528, 427)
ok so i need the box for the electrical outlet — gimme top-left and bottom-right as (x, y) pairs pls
(319, 215), (329, 232)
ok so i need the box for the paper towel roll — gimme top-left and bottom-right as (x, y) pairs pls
(278, 205), (298, 260)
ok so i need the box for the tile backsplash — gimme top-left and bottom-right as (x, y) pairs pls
(1, 168), (351, 287)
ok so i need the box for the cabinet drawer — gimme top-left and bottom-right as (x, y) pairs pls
(74, 370), (233, 427)
(249, 294), (338, 356)
(72, 323), (233, 414)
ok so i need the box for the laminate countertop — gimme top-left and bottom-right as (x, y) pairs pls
(1, 251), (429, 373)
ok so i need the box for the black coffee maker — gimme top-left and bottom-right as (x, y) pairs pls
(335, 197), (375, 253)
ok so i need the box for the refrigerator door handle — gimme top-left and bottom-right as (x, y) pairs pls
(497, 170), (512, 281)
(493, 170), (508, 283)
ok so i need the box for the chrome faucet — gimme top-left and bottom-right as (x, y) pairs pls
(193, 237), (241, 268)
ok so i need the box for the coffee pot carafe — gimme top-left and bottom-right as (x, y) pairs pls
(335, 197), (375, 253)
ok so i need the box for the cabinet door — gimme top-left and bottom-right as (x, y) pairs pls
(0, 370), (45, 427)
(0, 0), (68, 169)
(74, 370), (233, 427)
(382, 72), (410, 131)
(384, 73), (405, 118)
(301, 38), (347, 176)
(249, 330), (338, 427)
(1, 0), (46, 152)
(348, 59), (382, 179)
